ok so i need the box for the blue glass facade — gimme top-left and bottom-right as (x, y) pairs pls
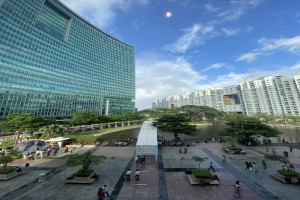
(0, 0), (135, 119)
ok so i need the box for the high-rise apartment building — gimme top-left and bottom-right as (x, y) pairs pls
(153, 75), (300, 116)
(0, 0), (135, 119)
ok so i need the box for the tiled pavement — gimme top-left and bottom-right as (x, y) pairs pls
(1, 142), (300, 200)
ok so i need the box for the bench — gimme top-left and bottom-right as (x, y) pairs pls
(186, 174), (219, 185)
(270, 173), (287, 183)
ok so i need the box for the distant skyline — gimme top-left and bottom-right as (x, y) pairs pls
(61, 0), (300, 110)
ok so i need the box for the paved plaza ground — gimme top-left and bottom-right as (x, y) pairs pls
(0, 141), (299, 200)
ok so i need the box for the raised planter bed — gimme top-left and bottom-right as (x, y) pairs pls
(0, 170), (22, 180)
(65, 170), (95, 184)
(186, 174), (219, 186)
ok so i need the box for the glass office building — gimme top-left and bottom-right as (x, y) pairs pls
(0, 0), (135, 119)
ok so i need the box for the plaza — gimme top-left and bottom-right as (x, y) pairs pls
(1, 141), (299, 200)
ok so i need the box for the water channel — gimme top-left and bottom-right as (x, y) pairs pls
(110, 125), (300, 144)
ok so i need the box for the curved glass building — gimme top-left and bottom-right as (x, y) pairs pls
(0, 0), (135, 119)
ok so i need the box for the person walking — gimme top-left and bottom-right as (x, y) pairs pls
(97, 187), (105, 200)
(125, 169), (131, 181)
(261, 160), (267, 169)
(233, 181), (242, 198)
(135, 169), (140, 180)
(103, 185), (110, 197)
(289, 146), (293, 153)
(252, 162), (257, 172)
(207, 162), (215, 172)
(272, 147), (276, 155)
(222, 155), (227, 163)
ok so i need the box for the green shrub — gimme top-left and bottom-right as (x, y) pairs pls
(192, 170), (212, 178)
(75, 169), (94, 177)
(228, 146), (241, 150)
(264, 154), (286, 161)
(0, 167), (16, 174)
(277, 169), (300, 177)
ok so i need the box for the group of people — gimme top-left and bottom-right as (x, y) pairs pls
(136, 155), (145, 164)
(245, 161), (257, 172)
(97, 185), (110, 199)
(125, 169), (140, 181)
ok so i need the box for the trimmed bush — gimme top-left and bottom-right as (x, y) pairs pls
(192, 170), (212, 179)
(277, 169), (300, 177)
(75, 169), (94, 177)
(0, 167), (16, 174)
(228, 146), (241, 150)
(264, 154), (286, 161)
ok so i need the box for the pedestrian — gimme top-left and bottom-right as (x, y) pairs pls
(97, 187), (105, 200)
(125, 169), (131, 181)
(252, 162), (257, 172)
(289, 146), (293, 153)
(103, 185), (110, 197)
(272, 147), (276, 155)
(249, 162), (253, 171)
(266, 147), (269, 152)
(222, 155), (227, 163)
(245, 161), (250, 170)
(135, 169), (140, 180)
(233, 181), (242, 198)
(261, 160), (267, 169)
(207, 162), (215, 172)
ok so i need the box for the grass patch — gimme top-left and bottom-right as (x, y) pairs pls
(0, 167), (16, 174)
(75, 169), (94, 177)
(277, 169), (300, 177)
(264, 154), (287, 162)
(192, 170), (212, 179)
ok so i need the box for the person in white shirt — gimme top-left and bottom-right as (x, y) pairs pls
(125, 169), (131, 181)
(135, 169), (140, 180)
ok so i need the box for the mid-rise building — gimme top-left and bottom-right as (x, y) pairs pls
(0, 0), (135, 119)
(153, 74), (300, 116)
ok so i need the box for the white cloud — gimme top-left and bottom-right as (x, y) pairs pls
(236, 52), (262, 62)
(61, 0), (149, 29)
(222, 26), (253, 36)
(203, 63), (233, 72)
(165, 23), (217, 53)
(204, 4), (221, 12)
(135, 54), (206, 110)
(237, 35), (300, 62)
(217, 0), (264, 21)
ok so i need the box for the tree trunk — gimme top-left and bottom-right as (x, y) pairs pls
(174, 132), (178, 141)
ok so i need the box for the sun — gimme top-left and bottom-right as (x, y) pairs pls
(165, 11), (173, 18)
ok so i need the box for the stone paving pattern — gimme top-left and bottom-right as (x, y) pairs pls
(0, 142), (299, 200)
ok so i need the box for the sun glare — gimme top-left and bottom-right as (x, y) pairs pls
(165, 11), (172, 18)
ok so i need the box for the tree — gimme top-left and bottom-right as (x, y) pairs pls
(70, 111), (98, 125)
(0, 113), (54, 132)
(192, 156), (207, 170)
(39, 124), (70, 138)
(177, 105), (224, 125)
(0, 155), (13, 169)
(66, 152), (106, 172)
(157, 114), (196, 140)
(221, 114), (281, 145)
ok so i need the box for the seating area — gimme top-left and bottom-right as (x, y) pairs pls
(186, 174), (219, 186)
(271, 173), (300, 184)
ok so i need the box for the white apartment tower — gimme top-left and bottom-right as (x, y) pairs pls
(152, 74), (300, 116)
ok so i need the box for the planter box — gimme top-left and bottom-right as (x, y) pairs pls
(65, 171), (95, 184)
(0, 171), (21, 180)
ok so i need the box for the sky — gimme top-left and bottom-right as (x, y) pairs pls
(60, 0), (300, 110)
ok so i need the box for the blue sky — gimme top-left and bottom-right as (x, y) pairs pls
(61, 0), (300, 110)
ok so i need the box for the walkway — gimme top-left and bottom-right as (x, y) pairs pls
(1, 142), (300, 200)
